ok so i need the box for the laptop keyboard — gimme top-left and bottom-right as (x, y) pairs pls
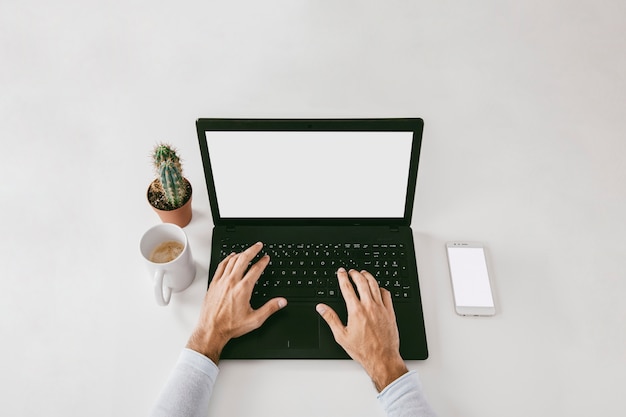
(218, 242), (414, 303)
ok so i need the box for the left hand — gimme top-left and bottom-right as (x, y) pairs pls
(186, 242), (287, 363)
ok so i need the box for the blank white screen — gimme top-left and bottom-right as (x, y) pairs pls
(205, 131), (413, 218)
(447, 247), (495, 307)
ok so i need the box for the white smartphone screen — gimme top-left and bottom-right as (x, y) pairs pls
(446, 244), (495, 311)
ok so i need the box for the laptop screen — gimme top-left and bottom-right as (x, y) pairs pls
(203, 131), (414, 219)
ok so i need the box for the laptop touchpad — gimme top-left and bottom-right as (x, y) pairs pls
(261, 305), (320, 350)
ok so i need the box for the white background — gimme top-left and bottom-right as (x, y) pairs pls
(206, 131), (413, 218)
(2, 1), (626, 416)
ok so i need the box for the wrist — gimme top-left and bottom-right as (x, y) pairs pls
(367, 355), (408, 392)
(186, 327), (229, 364)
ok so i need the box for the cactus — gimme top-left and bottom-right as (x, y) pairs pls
(153, 144), (180, 167)
(151, 144), (190, 210)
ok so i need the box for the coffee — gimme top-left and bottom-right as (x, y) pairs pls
(150, 240), (184, 263)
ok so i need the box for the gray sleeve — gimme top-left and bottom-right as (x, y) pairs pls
(150, 348), (219, 417)
(377, 370), (437, 417)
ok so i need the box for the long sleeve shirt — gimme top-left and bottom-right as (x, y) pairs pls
(150, 348), (436, 417)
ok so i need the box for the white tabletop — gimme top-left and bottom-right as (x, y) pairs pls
(2, 1), (625, 416)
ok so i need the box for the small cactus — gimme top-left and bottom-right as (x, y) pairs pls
(151, 144), (190, 210)
(153, 144), (180, 167)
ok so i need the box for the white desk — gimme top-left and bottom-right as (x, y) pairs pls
(2, 1), (625, 416)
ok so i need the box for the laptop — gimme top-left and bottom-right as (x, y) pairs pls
(196, 118), (428, 360)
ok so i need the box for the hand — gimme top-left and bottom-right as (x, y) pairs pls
(316, 268), (408, 392)
(186, 242), (287, 363)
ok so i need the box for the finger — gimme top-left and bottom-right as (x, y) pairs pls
(231, 242), (264, 277)
(212, 252), (236, 282)
(316, 303), (346, 343)
(361, 270), (383, 304)
(250, 297), (288, 329)
(242, 254), (270, 288)
(336, 267), (359, 309)
(348, 269), (374, 303)
(223, 252), (240, 277)
(380, 287), (396, 316)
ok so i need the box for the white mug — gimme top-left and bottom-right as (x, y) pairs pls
(140, 223), (196, 306)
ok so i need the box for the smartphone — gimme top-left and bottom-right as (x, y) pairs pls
(446, 242), (496, 316)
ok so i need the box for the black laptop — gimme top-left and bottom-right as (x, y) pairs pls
(196, 118), (428, 360)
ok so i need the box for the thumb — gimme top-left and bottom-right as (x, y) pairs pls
(316, 303), (345, 340)
(254, 297), (287, 326)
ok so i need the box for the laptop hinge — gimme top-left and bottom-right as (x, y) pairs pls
(389, 226), (399, 232)
(226, 226), (236, 232)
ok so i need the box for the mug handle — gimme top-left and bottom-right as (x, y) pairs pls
(154, 270), (172, 306)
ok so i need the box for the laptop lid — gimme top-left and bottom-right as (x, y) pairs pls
(196, 118), (423, 226)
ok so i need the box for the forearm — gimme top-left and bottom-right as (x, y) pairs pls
(150, 349), (219, 417)
(377, 371), (437, 417)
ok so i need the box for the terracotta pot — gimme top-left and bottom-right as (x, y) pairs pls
(147, 179), (193, 228)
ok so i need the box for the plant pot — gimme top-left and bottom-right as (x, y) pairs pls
(147, 179), (193, 228)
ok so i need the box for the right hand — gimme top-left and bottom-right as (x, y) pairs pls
(316, 267), (408, 392)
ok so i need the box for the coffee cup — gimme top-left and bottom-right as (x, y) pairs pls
(140, 223), (195, 306)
